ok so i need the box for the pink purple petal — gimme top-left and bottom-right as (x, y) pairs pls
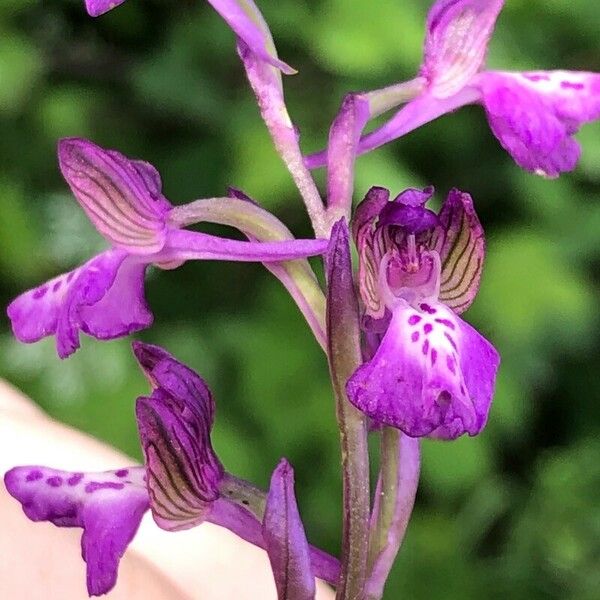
(207, 497), (341, 585)
(4, 465), (148, 596)
(133, 343), (224, 531)
(427, 189), (485, 314)
(477, 70), (600, 177)
(58, 138), (171, 254)
(7, 249), (152, 359)
(84, 0), (126, 17)
(352, 187), (392, 320)
(423, 0), (504, 98)
(346, 301), (499, 439)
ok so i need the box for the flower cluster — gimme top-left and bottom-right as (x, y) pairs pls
(4, 0), (599, 598)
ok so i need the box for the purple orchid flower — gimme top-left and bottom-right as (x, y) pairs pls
(346, 186), (499, 439)
(307, 0), (600, 178)
(6, 138), (327, 358)
(4, 342), (339, 596)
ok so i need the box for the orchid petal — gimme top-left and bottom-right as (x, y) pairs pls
(352, 187), (391, 321)
(133, 343), (224, 531)
(379, 186), (438, 233)
(58, 138), (171, 254)
(477, 70), (600, 177)
(4, 465), (147, 596)
(84, 0), (126, 17)
(263, 460), (315, 600)
(347, 301), (499, 439)
(208, 0), (295, 74)
(133, 341), (216, 425)
(7, 250), (151, 359)
(423, 0), (504, 98)
(427, 189), (484, 314)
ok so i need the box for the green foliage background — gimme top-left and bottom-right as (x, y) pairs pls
(1, 1), (599, 598)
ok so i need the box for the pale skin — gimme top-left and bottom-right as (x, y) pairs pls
(0, 380), (335, 599)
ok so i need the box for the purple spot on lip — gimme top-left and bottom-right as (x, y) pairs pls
(446, 356), (456, 374)
(420, 303), (437, 315)
(85, 481), (125, 494)
(46, 476), (63, 487)
(26, 470), (43, 482)
(444, 332), (457, 351)
(408, 314), (422, 326)
(67, 473), (84, 486)
(33, 286), (48, 300)
(435, 318), (455, 330)
(115, 469), (129, 478)
(66, 271), (75, 283)
(431, 349), (438, 365)
(422, 340), (430, 355)
(411, 331), (420, 343)
(52, 280), (62, 292)
(423, 323), (433, 335)
(560, 81), (584, 90)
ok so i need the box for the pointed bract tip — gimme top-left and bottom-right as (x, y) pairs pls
(264, 458), (315, 600)
(326, 218), (350, 278)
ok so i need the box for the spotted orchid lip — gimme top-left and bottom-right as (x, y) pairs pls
(4, 465), (149, 597)
(346, 300), (499, 439)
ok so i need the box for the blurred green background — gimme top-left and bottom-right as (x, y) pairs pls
(1, 0), (599, 598)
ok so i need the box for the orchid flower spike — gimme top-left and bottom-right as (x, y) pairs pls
(6, 138), (327, 358)
(346, 186), (500, 439)
(308, 0), (600, 178)
(4, 343), (340, 596)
